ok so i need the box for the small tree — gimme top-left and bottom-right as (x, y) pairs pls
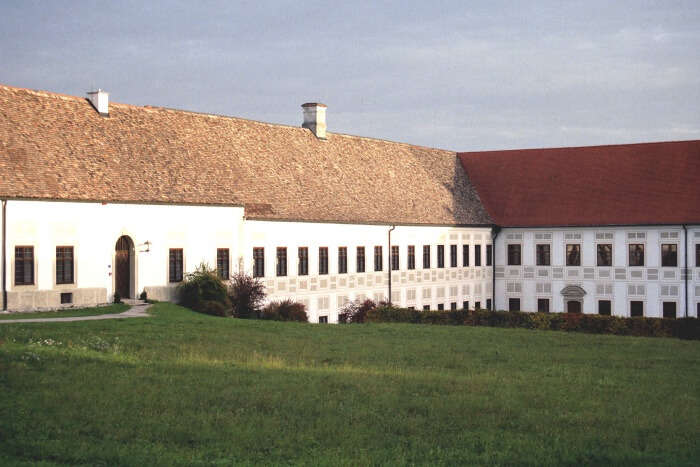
(177, 262), (231, 316)
(338, 298), (376, 323)
(228, 271), (266, 319)
(261, 299), (308, 322)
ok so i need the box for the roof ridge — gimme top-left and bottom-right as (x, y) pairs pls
(459, 138), (700, 154)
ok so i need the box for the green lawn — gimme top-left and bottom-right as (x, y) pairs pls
(0, 303), (129, 320)
(0, 303), (698, 466)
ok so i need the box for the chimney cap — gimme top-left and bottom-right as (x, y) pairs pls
(301, 102), (327, 108)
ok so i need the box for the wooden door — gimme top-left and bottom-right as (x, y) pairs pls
(567, 300), (581, 314)
(115, 236), (131, 298)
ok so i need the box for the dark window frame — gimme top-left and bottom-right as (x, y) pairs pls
(486, 245), (492, 266)
(407, 245), (415, 270)
(216, 248), (230, 280)
(15, 246), (35, 286)
(276, 247), (287, 277)
(598, 300), (612, 316)
(507, 244), (521, 266)
(437, 245), (445, 268)
(508, 298), (520, 312)
(374, 246), (383, 272)
(423, 245), (431, 269)
(661, 243), (677, 267)
(537, 298), (550, 313)
(475, 245), (482, 267)
(338, 247), (348, 274)
(298, 247), (309, 276)
(663, 301), (676, 319)
(391, 245), (399, 271)
(629, 244), (645, 267)
(318, 247), (329, 275)
(169, 248), (184, 283)
(450, 244), (457, 268)
(630, 300), (644, 317)
(252, 247), (264, 278)
(597, 244), (612, 267)
(566, 244), (581, 267)
(462, 245), (469, 267)
(56, 246), (74, 285)
(536, 244), (550, 266)
(356, 246), (365, 273)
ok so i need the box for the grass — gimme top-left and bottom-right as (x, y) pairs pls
(0, 302), (698, 466)
(0, 303), (129, 320)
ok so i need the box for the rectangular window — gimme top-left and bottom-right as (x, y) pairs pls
(475, 301), (481, 309)
(60, 292), (73, 304)
(14, 246), (34, 285)
(252, 247), (264, 278)
(276, 247), (287, 277)
(356, 247), (365, 273)
(566, 244), (581, 266)
(437, 303), (444, 311)
(661, 244), (677, 267)
(338, 247), (347, 274)
(374, 246), (382, 271)
(630, 300), (644, 317)
(318, 316), (328, 324)
(217, 248), (230, 279)
(450, 302), (457, 310)
(507, 244), (521, 266)
(663, 302), (676, 319)
(423, 245), (431, 269)
(597, 244), (612, 267)
(486, 245), (492, 266)
(475, 245), (482, 266)
(629, 244), (645, 266)
(423, 305), (430, 311)
(696, 244), (700, 268)
(437, 245), (445, 268)
(508, 298), (520, 312)
(298, 247), (309, 276)
(56, 246), (74, 284)
(169, 248), (184, 282)
(537, 298), (549, 313)
(462, 245), (469, 266)
(463, 301), (469, 310)
(536, 244), (550, 266)
(391, 245), (399, 271)
(598, 300), (612, 316)
(450, 245), (457, 267)
(486, 298), (492, 310)
(407, 245), (415, 270)
(319, 247), (329, 275)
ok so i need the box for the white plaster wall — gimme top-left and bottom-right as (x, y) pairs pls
(243, 220), (493, 323)
(4, 200), (243, 310)
(494, 226), (700, 318)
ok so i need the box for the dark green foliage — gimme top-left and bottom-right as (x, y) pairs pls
(228, 271), (266, 319)
(365, 306), (700, 339)
(113, 291), (121, 304)
(177, 262), (231, 316)
(260, 299), (308, 322)
(338, 298), (377, 323)
(139, 290), (147, 301)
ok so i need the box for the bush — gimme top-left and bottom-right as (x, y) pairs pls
(356, 306), (699, 340)
(228, 272), (266, 319)
(139, 290), (147, 301)
(113, 292), (121, 304)
(260, 300), (308, 322)
(338, 299), (377, 323)
(177, 262), (231, 316)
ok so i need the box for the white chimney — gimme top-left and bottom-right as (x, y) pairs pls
(87, 89), (109, 116)
(301, 102), (327, 139)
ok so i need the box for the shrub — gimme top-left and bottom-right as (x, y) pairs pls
(228, 272), (266, 319)
(139, 290), (147, 301)
(113, 292), (121, 304)
(260, 300), (308, 322)
(338, 299), (377, 323)
(177, 262), (231, 316)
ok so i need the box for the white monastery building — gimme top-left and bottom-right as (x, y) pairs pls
(1, 84), (699, 321)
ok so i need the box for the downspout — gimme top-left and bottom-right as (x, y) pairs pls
(491, 225), (501, 311)
(682, 224), (688, 318)
(388, 225), (395, 305)
(2, 199), (6, 311)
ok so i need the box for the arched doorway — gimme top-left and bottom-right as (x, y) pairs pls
(115, 235), (134, 299)
(561, 285), (586, 314)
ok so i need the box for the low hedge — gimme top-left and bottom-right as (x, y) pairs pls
(363, 306), (700, 340)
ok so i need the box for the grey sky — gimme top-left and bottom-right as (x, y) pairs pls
(1, 0), (698, 150)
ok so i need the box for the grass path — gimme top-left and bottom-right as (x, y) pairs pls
(0, 302), (698, 465)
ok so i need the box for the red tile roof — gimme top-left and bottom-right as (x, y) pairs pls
(458, 140), (700, 227)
